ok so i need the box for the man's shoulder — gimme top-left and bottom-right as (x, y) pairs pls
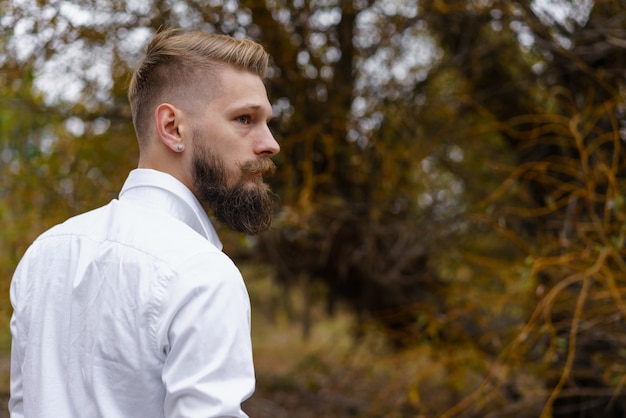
(34, 203), (111, 242)
(35, 199), (221, 261)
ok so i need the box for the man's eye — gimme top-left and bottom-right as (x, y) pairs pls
(236, 115), (251, 124)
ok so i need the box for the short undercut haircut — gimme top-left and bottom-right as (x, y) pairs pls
(128, 29), (270, 148)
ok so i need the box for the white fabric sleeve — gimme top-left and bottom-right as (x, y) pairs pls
(157, 252), (255, 418)
(9, 261), (25, 417)
(9, 312), (24, 417)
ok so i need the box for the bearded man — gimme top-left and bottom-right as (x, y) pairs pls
(9, 29), (280, 418)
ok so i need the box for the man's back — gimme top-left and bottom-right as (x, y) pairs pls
(10, 170), (255, 417)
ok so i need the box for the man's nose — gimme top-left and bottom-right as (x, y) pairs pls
(255, 126), (280, 156)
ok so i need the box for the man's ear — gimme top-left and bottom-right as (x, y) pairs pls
(155, 103), (185, 152)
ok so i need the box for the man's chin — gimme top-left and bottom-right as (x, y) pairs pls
(242, 178), (270, 192)
(208, 188), (275, 235)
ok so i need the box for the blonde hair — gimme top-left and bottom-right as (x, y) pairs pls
(128, 29), (269, 146)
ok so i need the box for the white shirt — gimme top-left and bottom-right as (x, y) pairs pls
(9, 169), (255, 418)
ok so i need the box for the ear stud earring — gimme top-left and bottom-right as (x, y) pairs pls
(176, 144), (184, 151)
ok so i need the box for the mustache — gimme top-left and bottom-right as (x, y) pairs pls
(240, 158), (276, 177)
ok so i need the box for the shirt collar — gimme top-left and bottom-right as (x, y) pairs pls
(118, 168), (223, 250)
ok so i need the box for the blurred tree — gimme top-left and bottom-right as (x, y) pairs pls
(416, 1), (626, 417)
(0, 1), (140, 335)
(238, 0), (449, 345)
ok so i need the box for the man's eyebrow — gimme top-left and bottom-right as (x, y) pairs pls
(233, 103), (264, 111)
(229, 103), (273, 117)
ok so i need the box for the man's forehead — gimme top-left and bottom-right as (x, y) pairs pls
(210, 72), (271, 108)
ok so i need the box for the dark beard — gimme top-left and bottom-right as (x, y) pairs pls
(192, 147), (277, 235)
